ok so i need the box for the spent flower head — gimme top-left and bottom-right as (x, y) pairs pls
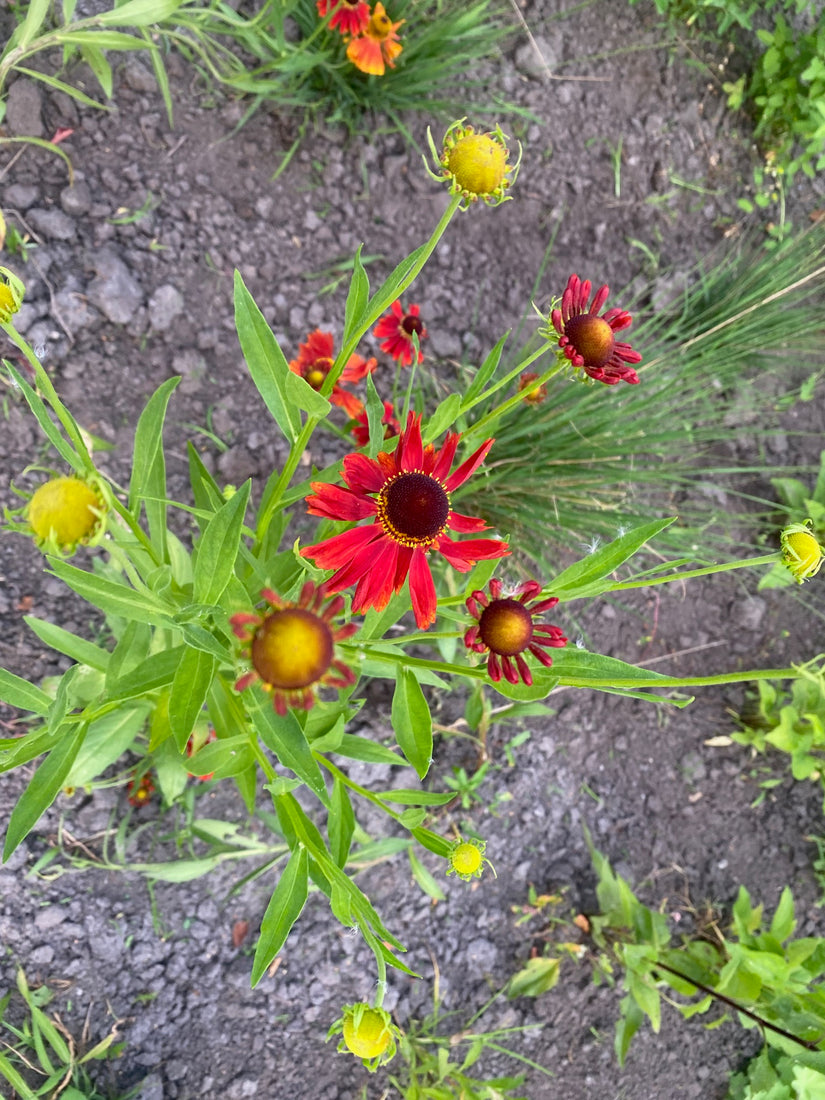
(303, 411), (510, 628)
(465, 579), (567, 686)
(780, 520), (824, 583)
(230, 582), (357, 716)
(427, 119), (520, 207)
(446, 836), (495, 881)
(547, 274), (642, 386)
(328, 1002), (400, 1071)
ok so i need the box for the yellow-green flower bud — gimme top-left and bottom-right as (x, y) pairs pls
(780, 521), (824, 583)
(328, 1002), (399, 1071)
(26, 476), (106, 554)
(446, 836), (494, 882)
(426, 119), (520, 207)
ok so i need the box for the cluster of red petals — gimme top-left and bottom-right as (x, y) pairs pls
(346, 2), (403, 76)
(302, 412), (509, 629)
(350, 399), (402, 446)
(372, 300), (426, 366)
(289, 329), (376, 418)
(551, 274), (642, 386)
(317, 0), (369, 35)
(127, 772), (155, 807)
(464, 579), (567, 686)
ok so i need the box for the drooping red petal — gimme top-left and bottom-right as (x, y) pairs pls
(447, 509), (490, 534)
(306, 481), (375, 522)
(437, 534), (510, 571)
(303, 523), (380, 570)
(341, 451), (386, 494)
(408, 547), (437, 628)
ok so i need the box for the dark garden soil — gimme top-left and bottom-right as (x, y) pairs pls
(2, 0), (825, 1097)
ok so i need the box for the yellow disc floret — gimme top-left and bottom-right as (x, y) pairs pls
(446, 836), (494, 882)
(0, 281), (19, 322)
(427, 119), (521, 207)
(780, 521), (824, 583)
(26, 476), (105, 552)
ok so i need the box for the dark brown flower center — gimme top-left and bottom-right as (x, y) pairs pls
(401, 314), (424, 337)
(478, 598), (533, 656)
(376, 471), (450, 547)
(251, 608), (333, 690)
(564, 314), (615, 368)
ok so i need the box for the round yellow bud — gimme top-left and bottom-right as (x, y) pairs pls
(447, 133), (507, 198)
(780, 521), (824, 584)
(450, 841), (483, 877)
(27, 477), (103, 550)
(342, 1006), (393, 1060)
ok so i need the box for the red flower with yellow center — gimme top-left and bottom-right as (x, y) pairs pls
(127, 772), (155, 807)
(350, 399), (401, 446)
(346, 2), (403, 76)
(372, 300), (426, 366)
(230, 582), (357, 716)
(464, 579), (567, 686)
(303, 412), (509, 629)
(289, 329), (376, 418)
(551, 274), (642, 386)
(317, 0), (369, 35)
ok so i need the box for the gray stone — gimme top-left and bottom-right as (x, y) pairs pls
(34, 905), (69, 931)
(514, 36), (559, 79)
(27, 208), (76, 241)
(54, 286), (99, 332)
(60, 181), (92, 217)
(3, 183), (40, 209)
(123, 58), (159, 93)
(147, 283), (184, 331)
(5, 78), (44, 137)
(172, 347), (205, 394)
(86, 250), (143, 324)
(133, 1073), (163, 1100)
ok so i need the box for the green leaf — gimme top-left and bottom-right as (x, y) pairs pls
(234, 271), (302, 442)
(547, 517), (677, 598)
(4, 365), (85, 471)
(285, 370), (330, 418)
(329, 777), (355, 868)
(0, 669), (52, 716)
(423, 393), (462, 444)
(168, 647), (216, 751)
(250, 698), (329, 804)
(507, 956), (561, 998)
(461, 332), (509, 407)
(342, 244), (370, 344)
(251, 847), (308, 986)
(331, 733), (403, 766)
(23, 616), (110, 672)
(186, 735), (254, 779)
(615, 994), (645, 1067)
(376, 788), (454, 806)
(4, 723), (88, 859)
(108, 645), (182, 701)
(47, 558), (170, 625)
(408, 848), (446, 902)
(129, 376), (179, 560)
(769, 886), (796, 943)
(192, 480), (251, 605)
(391, 668), (433, 779)
(94, 0), (187, 25)
(550, 648), (672, 690)
(65, 705), (149, 788)
(7, 0), (50, 49)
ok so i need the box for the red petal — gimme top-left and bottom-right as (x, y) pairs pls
(409, 547), (437, 628)
(306, 482), (374, 522)
(303, 524), (380, 570)
(351, 537), (400, 612)
(437, 535), (510, 571)
(342, 452), (386, 494)
(398, 412), (423, 471)
(430, 431), (460, 481)
(448, 509), (489, 533)
(444, 438), (494, 492)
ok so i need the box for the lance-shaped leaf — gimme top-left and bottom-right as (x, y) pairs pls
(192, 479), (251, 606)
(391, 668), (433, 779)
(251, 847), (308, 987)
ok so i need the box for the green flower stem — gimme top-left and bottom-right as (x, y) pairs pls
(254, 194), (463, 549)
(250, 737), (278, 784)
(607, 553), (781, 591)
(460, 348), (561, 441)
(315, 755), (408, 828)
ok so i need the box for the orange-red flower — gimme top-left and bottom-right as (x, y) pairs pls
(317, 0), (369, 35)
(127, 772), (155, 807)
(303, 412), (509, 629)
(550, 275), (641, 386)
(230, 583), (357, 717)
(351, 399), (401, 446)
(464, 579), (567, 686)
(372, 300), (426, 366)
(346, 2), (403, 76)
(517, 372), (547, 405)
(289, 329), (376, 418)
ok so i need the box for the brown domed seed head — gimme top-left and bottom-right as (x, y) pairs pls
(478, 598), (533, 656)
(251, 608), (334, 690)
(564, 314), (616, 368)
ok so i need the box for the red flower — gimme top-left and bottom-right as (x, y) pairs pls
(230, 582), (357, 716)
(317, 0), (370, 35)
(346, 2), (403, 76)
(372, 300), (426, 366)
(550, 274), (641, 386)
(303, 412), (509, 629)
(127, 772), (155, 807)
(289, 329), (376, 418)
(464, 579), (567, 686)
(350, 399), (401, 446)
(186, 728), (217, 781)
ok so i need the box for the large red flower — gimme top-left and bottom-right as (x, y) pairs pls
(289, 329), (376, 418)
(302, 412), (509, 628)
(317, 0), (370, 36)
(372, 300), (426, 366)
(551, 274), (641, 386)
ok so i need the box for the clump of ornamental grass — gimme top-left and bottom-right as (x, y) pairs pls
(456, 225), (825, 572)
